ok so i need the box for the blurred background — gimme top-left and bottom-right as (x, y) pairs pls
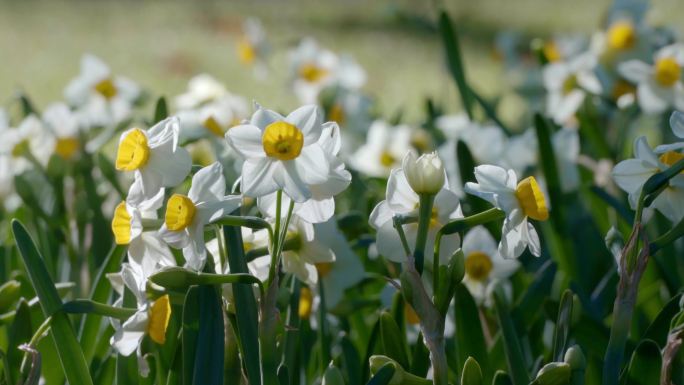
(1, 0), (683, 121)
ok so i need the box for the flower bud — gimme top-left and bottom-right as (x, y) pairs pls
(533, 362), (571, 385)
(402, 150), (445, 195)
(369, 355), (403, 385)
(563, 345), (586, 371)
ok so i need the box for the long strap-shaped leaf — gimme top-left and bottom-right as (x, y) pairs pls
(12, 219), (94, 385)
(223, 225), (262, 385)
(192, 285), (224, 385)
(493, 287), (530, 385)
(438, 10), (474, 119)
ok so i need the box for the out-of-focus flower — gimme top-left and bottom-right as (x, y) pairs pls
(257, 122), (350, 224)
(321, 87), (374, 153)
(618, 44), (684, 114)
(402, 150), (445, 195)
(115, 117), (191, 200)
(350, 120), (413, 178)
(42, 103), (81, 159)
(236, 18), (270, 79)
(289, 38), (366, 104)
(64, 54), (141, 128)
(280, 219), (336, 287)
(465, 165), (548, 258)
(369, 167), (462, 265)
(543, 52), (602, 125)
(462, 226), (519, 303)
(226, 104), (334, 202)
(612, 134), (684, 223)
(158, 162), (242, 270)
(109, 263), (171, 377)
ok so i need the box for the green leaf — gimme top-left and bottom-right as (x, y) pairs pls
(182, 287), (200, 385)
(438, 10), (474, 119)
(12, 219), (93, 385)
(552, 290), (575, 362)
(493, 287), (530, 385)
(340, 335), (363, 385)
(0, 280), (21, 312)
(453, 284), (489, 382)
(379, 311), (410, 370)
(643, 293), (682, 346)
(8, 299), (32, 383)
(154, 97), (169, 122)
(150, 267), (262, 294)
(96, 153), (125, 198)
(80, 244), (127, 365)
(468, 88), (512, 135)
(222, 225), (262, 385)
(512, 260), (556, 332)
(192, 285), (224, 385)
(624, 340), (661, 385)
(281, 278), (301, 385)
(63, 299), (136, 319)
(366, 363), (396, 385)
(462, 357), (483, 385)
(409, 332), (430, 377)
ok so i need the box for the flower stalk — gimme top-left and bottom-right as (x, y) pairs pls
(413, 194), (435, 274)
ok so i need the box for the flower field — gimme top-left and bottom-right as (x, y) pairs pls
(3, 1), (684, 385)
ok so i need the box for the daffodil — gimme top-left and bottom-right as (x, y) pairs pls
(402, 150), (445, 195)
(236, 18), (271, 79)
(462, 226), (520, 303)
(109, 263), (172, 377)
(42, 103), (82, 159)
(612, 135), (684, 223)
(350, 120), (413, 178)
(289, 38), (366, 104)
(115, 117), (191, 199)
(369, 166), (462, 265)
(544, 52), (602, 125)
(618, 44), (684, 114)
(158, 162), (242, 270)
(111, 181), (175, 275)
(225, 104), (334, 202)
(64, 54), (141, 128)
(257, 122), (350, 223)
(464, 165), (548, 258)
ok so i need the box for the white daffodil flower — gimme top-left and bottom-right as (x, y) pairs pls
(42, 103), (82, 160)
(369, 167), (462, 266)
(403, 150), (445, 195)
(236, 18), (271, 79)
(462, 226), (520, 304)
(115, 117), (191, 200)
(465, 165), (548, 259)
(289, 38), (366, 104)
(175, 73), (229, 110)
(257, 122), (351, 224)
(177, 94), (249, 142)
(618, 44), (684, 114)
(226, 104), (334, 203)
(544, 52), (602, 125)
(612, 135), (684, 223)
(64, 54), (140, 128)
(350, 120), (413, 178)
(109, 263), (171, 377)
(159, 162), (242, 271)
(111, 181), (175, 275)
(323, 88), (374, 154)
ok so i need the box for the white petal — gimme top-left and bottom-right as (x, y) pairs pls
(225, 124), (266, 158)
(293, 144), (330, 185)
(369, 201), (394, 230)
(637, 80), (669, 114)
(279, 161), (312, 203)
(241, 158), (280, 198)
(386, 169), (419, 213)
(189, 162), (226, 203)
(618, 60), (651, 83)
(197, 195), (243, 224)
(251, 106), (284, 129)
(285, 105), (322, 144)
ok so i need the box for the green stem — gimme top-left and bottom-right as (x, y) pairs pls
(602, 294), (635, 385)
(20, 316), (52, 373)
(318, 279), (330, 371)
(413, 194), (435, 274)
(268, 190), (283, 287)
(62, 300), (137, 320)
(650, 215), (684, 254)
(440, 207), (505, 235)
(392, 216), (412, 256)
(281, 278), (301, 384)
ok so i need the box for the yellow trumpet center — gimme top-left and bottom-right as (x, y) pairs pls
(316, 262), (334, 278)
(111, 202), (132, 245)
(262, 121), (304, 161)
(515, 176), (549, 221)
(11, 140), (29, 158)
(237, 38), (256, 65)
(299, 63), (328, 83)
(612, 79), (636, 100)
(165, 194), (197, 231)
(654, 57), (681, 87)
(379, 151), (396, 168)
(562, 74), (578, 95)
(328, 103), (345, 126)
(94, 78), (118, 99)
(203, 116), (225, 137)
(298, 286), (313, 319)
(55, 137), (80, 159)
(543, 41), (562, 62)
(659, 151), (684, 169)
(115, 129), (150, 171)
(147, 294), (171, 345)
(607, 21), (636, 51)
(465, 251), (494, 281)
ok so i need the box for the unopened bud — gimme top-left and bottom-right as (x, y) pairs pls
(402, 150), (445, 195)
(533, 362), (571, 385)
(564, 345), (586, 371)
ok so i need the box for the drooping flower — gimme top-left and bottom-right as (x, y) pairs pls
(369, 165), (462, 265)
(225, 104), (334, 202)
(464, 165), (548, 258)
(462, 226), (520, 303)
(618, 44), (684, 114)
(158, 162), (242, 270)
(115, 117), (191, 200)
